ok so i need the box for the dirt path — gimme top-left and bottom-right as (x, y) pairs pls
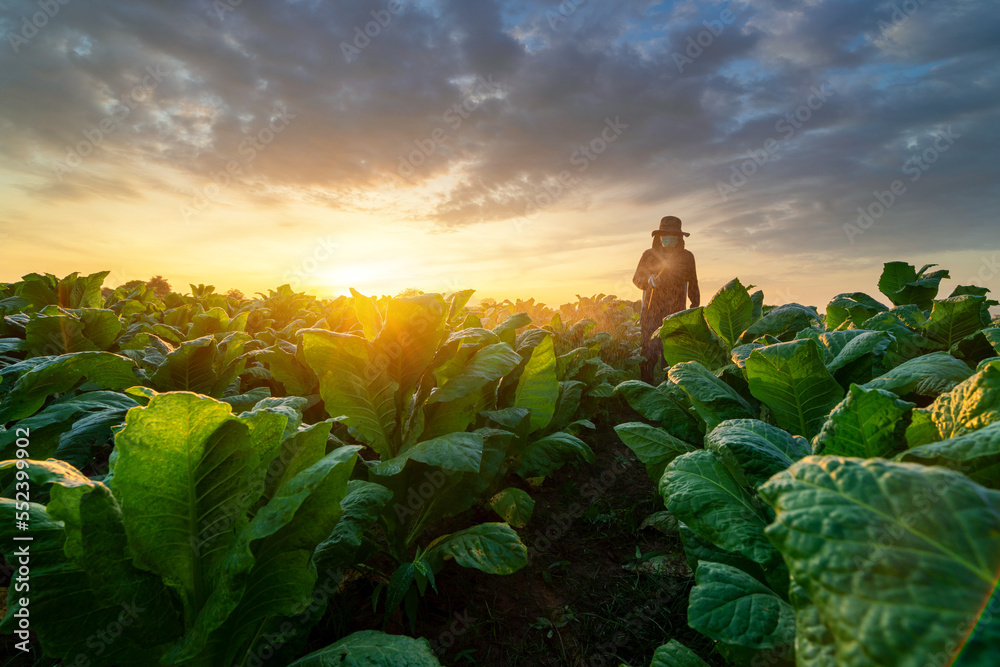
(328, 422), (723, 666)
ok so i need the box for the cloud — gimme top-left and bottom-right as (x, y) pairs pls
(0, 0), (997, 267)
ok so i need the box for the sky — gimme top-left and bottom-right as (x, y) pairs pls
(0, 0), (998, 310)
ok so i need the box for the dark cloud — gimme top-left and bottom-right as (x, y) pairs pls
(1, 0), (998, 263)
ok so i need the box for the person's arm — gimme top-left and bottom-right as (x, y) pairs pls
(633, 250), (655, 290)
(687, 254), (701, 308)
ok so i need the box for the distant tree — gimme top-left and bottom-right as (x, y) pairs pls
(100, 287), (114, 300)
(396, 288), (424, 297)
(122, 279), (146, 292)
(147, 275), (171, 297)
(226, 288), (246, 301)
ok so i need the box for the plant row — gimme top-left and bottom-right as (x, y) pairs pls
(616, 262), (1000, 666)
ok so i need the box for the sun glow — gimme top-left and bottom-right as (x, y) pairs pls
(319, 260), (404, 296)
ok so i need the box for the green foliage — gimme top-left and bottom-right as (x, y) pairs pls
(287, 631), (441, 666)
(660, 450), (777, 569)
(488, 487), (535, 528)
(626, 261), (1000, 667)
(704, 279), (756, 349)
(745, 340), (844, 438)
(650, 640), (712, 667)
(0, 392), (404, 665)
(877, 261), (950, 309)
(614, 422), (695, 481)
(658, 307), (730, 370)
(0, 352), (137, 424)
(812, 385), (914, 458)
(4, 262), (998, 667)
(668, 361), (756, 430)
(687, 561), (795, 650)
(760, 457), (1000, 667)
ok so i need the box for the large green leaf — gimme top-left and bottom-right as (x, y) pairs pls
(253, 422), (324, 503)
(760, 456), (1000, 667)
(59, 271), (110, 309)
(740, 304), (821, 344)
(798, 330), (884, 367)
(288, 630), (441, 666)
(422, 522), (528, 575)
(428, 342), (521, 404)
(493, 313), (532, 347)
(518, 430), (595, 477)
(650, 640), (712, 667)
(746, 340), (844, 438)
(313, 479), (393, 574)
(705, 419), (809, 489)
(688, 561), (795, 649)
(0, 337), (25, 353)
(660, 450), (777, 567)
(659, 307), (729, 370)
(488, 487), (535, 528)
(0, 498), (176, 665)
(111, 393), (279, 633)
(370, 432), (484, 476)
(207, 446), (362, 666)
(668, 361), (756, 430)
(374, 294), (448, 402)
(614, 380), (704, 443)
(861, 306), (937, 366)
(350, 289), (383, 341)
(514, 334), (559, 432)
(823, 330), (891, 386)
(826, 292), (889, 330)
(545, 379), (585, 434)
(898, 422), (1000, 489)
(615, 422), (696, 482)
(705, 278), (755, 348)
(302, 330), (399, 458)
(790, 584), (837, 667)
(0, 391), (137, 457)
(53, 402), (135, 468)
(878, 261), (949, 309)
(923, 363), (1000, 439)
(25, 308), (122, 356)
(926, 295), (990, 351)
(0, 459), (183, 662)
(257, 341), (317, 396)
(860, 351), (973, 399)
(0, 352), (137, 423)
(678, 523), (769, 586)
(446, 289), (476, 322)
(188, 307), (234, 339)
(985, 328), (1000, 354)
(149, 336), (220, 395)
(813, 385), (915, 458)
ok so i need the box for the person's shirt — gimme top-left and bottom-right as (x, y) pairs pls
(633, 246), (700, 316)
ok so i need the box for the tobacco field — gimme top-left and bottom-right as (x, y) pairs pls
(1, 260), (999, 666)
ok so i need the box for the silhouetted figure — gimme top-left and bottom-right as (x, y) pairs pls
(633, 216), (700, 383)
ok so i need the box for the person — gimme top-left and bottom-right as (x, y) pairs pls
(632, 216), (700, 383)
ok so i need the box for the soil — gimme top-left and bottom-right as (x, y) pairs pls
(316, 418), (726, 667)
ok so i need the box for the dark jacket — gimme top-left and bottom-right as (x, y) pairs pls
(633, 240), (700, 335)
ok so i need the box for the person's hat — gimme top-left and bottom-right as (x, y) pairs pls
(652, 216), (690, 237)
